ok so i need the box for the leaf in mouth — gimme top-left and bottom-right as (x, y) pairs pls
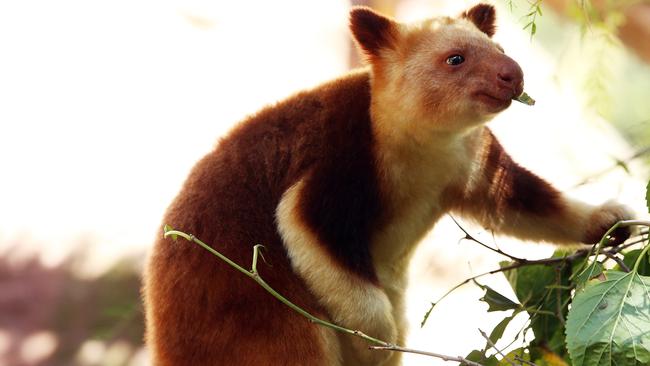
(514, 92), (536, 106)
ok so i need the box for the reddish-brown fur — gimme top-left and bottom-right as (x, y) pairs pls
(442, 129), (564, 223)
(144, 72), (384, 364)
(462, 4), (497, 37)
(480, 130), (563, 215)
(350, 7), (399, 62)
(144, 4), (631, 365)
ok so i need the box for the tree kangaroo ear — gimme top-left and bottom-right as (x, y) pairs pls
(462, 3), (497, 37)
(349, 7), (400, 61)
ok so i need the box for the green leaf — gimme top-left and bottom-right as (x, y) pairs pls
(646, 179), (650, 214)
(531, 23), (537, 36)
(621, 249), (650, 276)
(615, 159), (630, 174)
(467, 350), (499, 366)
(502, 253), (571, 355)
(487, 314), (517, 349)
(572, 258), (604, 290)
(163, 224), (178, 241)
(498, 348), (530, 365)
(566, 270), (650, 366)
(420, 302), (435, 328)
(477, 282), (520, 312)
(514, 91), (536, 106)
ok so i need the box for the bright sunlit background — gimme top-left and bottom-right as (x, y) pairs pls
(1, 0), (649, 365)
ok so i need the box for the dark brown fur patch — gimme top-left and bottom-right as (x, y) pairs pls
(350, 7), (398, 60)
(298, 78), (382, 283)
(462, 3), (497, 37)
(483, 131), (563, 215)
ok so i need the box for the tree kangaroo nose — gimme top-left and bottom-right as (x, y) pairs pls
(497, 58), (524, 95)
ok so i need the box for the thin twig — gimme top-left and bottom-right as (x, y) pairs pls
(572, 145), (650, 187)
(616, 220), (650, 227)
(421, 250), (588, 327)
(514, 355), (539, 366)
(369, 345), (483, 366)
(478, 328), (515, 366)
(602, 251), (630, 272)
(610, 233), (648, 254)
(422, 220), (650, 327)
(164, 228), (388, 344)
(574, 220), (650, 281)
(501, 314), (529, 354)
(450, 216), (525, 261)
(163, 227), (484, 366)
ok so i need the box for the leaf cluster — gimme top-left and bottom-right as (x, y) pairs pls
(522, 1), (543, 39)
(459, 182), (650, 366)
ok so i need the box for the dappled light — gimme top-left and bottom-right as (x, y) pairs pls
(0, 248), (144, 365)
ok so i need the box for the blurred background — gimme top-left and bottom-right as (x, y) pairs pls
(0, 0), (649, 365)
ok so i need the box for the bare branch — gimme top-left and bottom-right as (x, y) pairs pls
(602, 251), (630, 272)
(572, 145), (650, 187)
(163, 227), (485, 366)
(514, 355), (539, 366)
(369, 345), (484, 366)
(609, 232), (649, 253)
(478, 328), (515, 365)
(422, 221), (650, 327)
(450, 216), (525, 261)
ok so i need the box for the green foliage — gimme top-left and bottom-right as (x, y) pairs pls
(488, 314), (517, 346)
(481, 245), (650, 366)
(477, 282), (521, 312)
(466, 349), (499, 366)
(502, 251), (572, 356)
(482, 190), (650, 366)
(512, 0), (650, 127)
(420, 302), (435, 328)
(619, 249), (650, 276)
(522, 0), (543, 39)
(565, 271), (650, 366)
(500, 348), (529, 365)
(465, 312), (522, 365)
(567, 0), (627, 119)
(571, 257), (604, 291)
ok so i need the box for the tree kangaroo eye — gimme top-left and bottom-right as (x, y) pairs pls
(446, 54), (465, 65)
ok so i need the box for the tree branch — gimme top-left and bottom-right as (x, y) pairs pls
(602, 251), (630, 272)
(162, 226), (485, 366)
(572, 145), (650, 187)
(450, 216), (525, 262)
(369, 345), (484, 366)
(421, 220), (650, 327)
(478, 328), (515, 366)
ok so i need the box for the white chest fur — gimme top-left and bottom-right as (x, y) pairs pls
(370, 127), (483, 282)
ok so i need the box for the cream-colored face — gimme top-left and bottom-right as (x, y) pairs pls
(351, 4), (524, 135)
(397, 18), (523, 130)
